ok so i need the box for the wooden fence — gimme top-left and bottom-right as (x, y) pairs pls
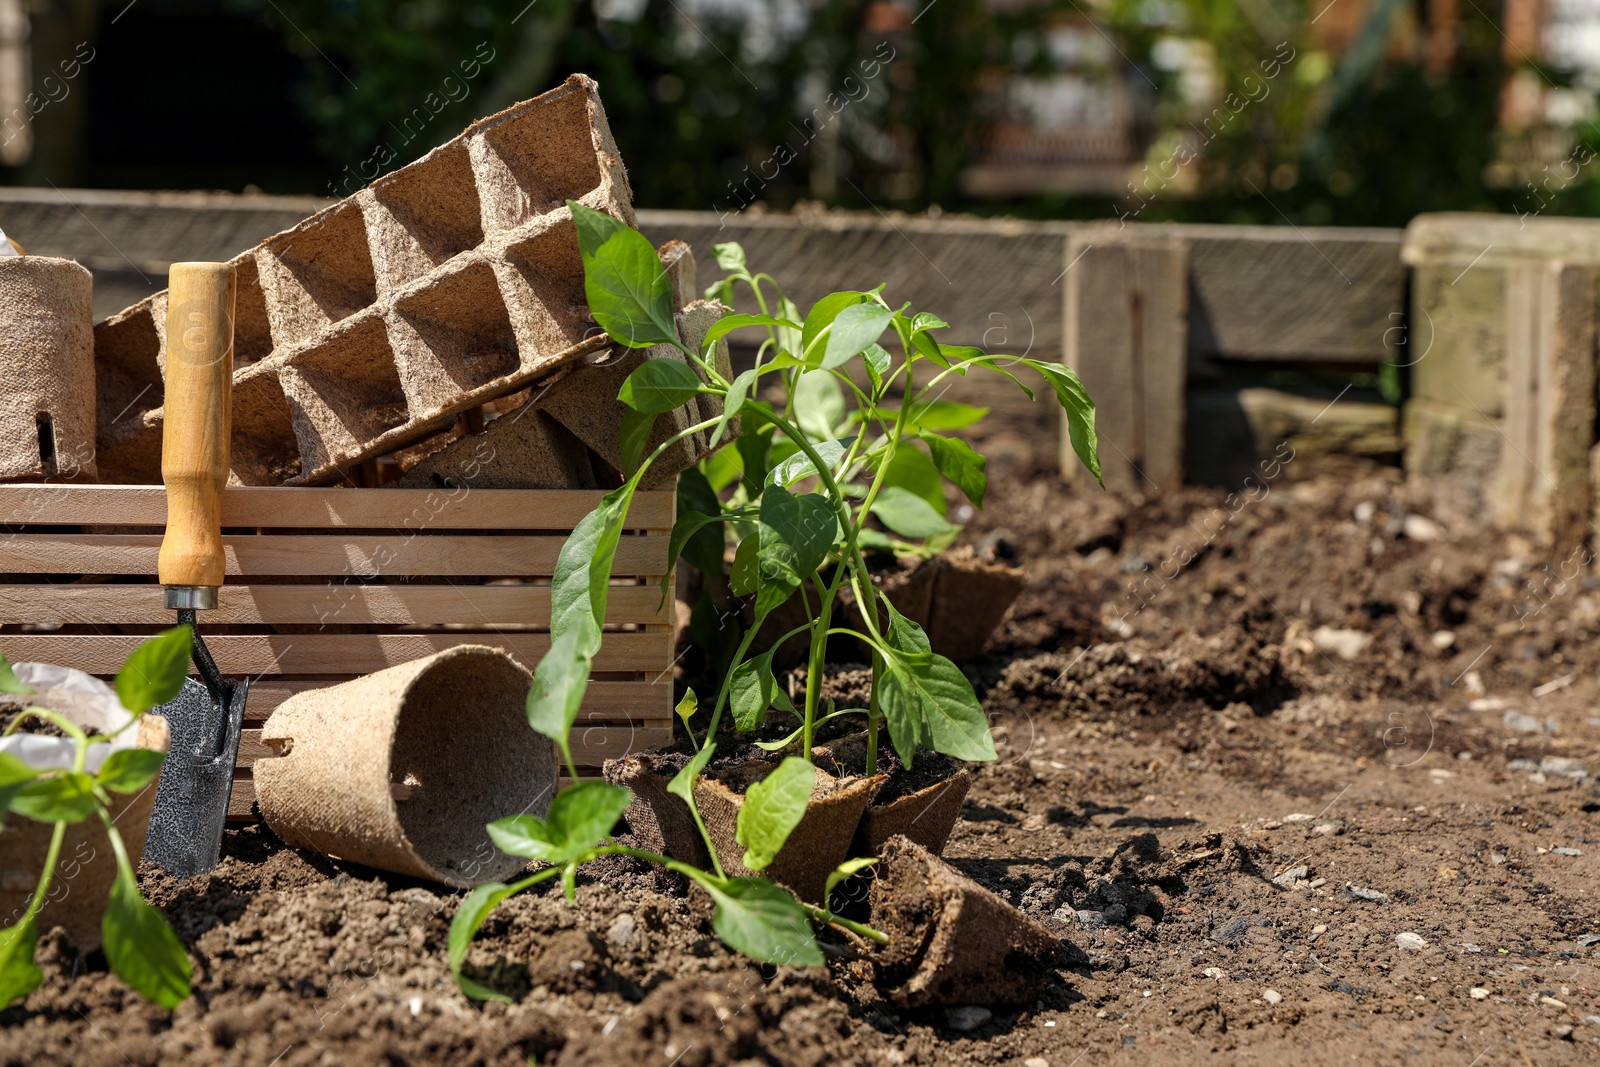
(2, 188), (1595, 551)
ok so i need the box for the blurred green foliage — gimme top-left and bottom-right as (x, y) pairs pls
(204, 1), (1590, 225)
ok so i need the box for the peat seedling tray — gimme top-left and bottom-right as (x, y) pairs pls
(0, 483), (675, 820)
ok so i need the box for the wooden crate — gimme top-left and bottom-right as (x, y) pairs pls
(0, 484), (676, 820)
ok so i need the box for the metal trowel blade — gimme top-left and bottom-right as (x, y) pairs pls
(142, 676), (248, 879)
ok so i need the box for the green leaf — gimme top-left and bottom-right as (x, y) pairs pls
(883, 599), (932, 655)
(881, 443), (946, 515)
(730, 533), (760, 596)
(545, 781), (631, 859)
(862, 343), (892, 392)
(793, 369), (846, 440)
(921, 433), (988, 508)
(955, 350), (1038, 397)
(910, 312), (950, 333)
(0, 753), (38, 829)
(675, 689), (699, 733)
(703, 877), (823, 967)
(909, 329), (952, 369)
(0, 653), (33, 696)
(103, 864), (191, 1009)
(619, 408), (658, 475)
(776, 297), (803, 358)
(114, 625), (192, 715)
(487, 781), (630, 865)
(871, 486), (956, 540)
(569, 201), (678, 349)
(1024, 360), (1102, 487)
(767, 438), (854, 488)
(825, 857), (880, 902)
(0, 918), (42, 1008)
(484, 814), (554, 858)
(711, 367), (758, 448)
(666, 741), (717, 805)
(737, 417), (776, 490)
(702, 446), (744, 492)
(712, 242), (748, 275)
(449, 881), (518, 1002)
(879, 649), (997, 765)
(856, 528), (896, 554)
(550, 490), (632, 653)
(96, 748), (166, 794)
(907, 400), (988, 431)
(525, 628), (592, 754)
(618, 358), (704, 415)
(673, 466), (727, 580)
(735, 757), (815, 871)
(729, 650), (795, 732)
(10, 771), (97, 824)
(820, 304), (894, 370)
(800, 291), (867, 361)
(759, 486), (838, 587)
(704, 313), (801, 352)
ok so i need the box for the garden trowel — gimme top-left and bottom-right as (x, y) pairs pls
(142, 262), (250, 879)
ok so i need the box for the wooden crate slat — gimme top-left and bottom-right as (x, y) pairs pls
(0, 485), (676, 530)
(242, 677), (673, 721)
(0, 632), (672, 675)
(0, 583), (670, 626)
(0, 533), (669, 577)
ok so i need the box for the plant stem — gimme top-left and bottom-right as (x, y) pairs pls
(800, 593), (832, 757)
(798, 899), (889, 944)
(22, 821), (67, 924)
(603, 845), (888, 945)
(865, 654), (882, 778)
(702, 622), (763, 743)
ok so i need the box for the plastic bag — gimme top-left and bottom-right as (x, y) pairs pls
(0, 662), (138, 773)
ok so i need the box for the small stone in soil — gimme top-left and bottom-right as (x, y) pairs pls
(1551, 847), (1584, 856)
(1345, 885), (1390, 904)
(1024, 1059), (1049, 1067)
(1202, 967), (1227, 979)
(1272, 865), (1309, 889)
(1074, 909), (1109, 930)
(1396, 931), (1428, 951)
(1470, 988), (1490, 999)
(1575, 934), (1600, 947)
(1541, 757), (1588, 779)
(1263, 989), (1283, 1005)
(1282, 813), (1315, 823)
(1312, 821), (1344, 836)
(945, 1006), (992, 1031)
(1211, 916), (1264, 945)
(1503, 710), (1555, 735)
(606, 913), (640, 951)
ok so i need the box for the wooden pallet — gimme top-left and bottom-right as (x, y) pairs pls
(0, 484), (676, 820)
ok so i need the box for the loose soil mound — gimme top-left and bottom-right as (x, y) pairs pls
(3, 459), (1599, 1065)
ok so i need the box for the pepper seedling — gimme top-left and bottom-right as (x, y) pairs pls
(448, 203), (1102, 993)
(0, 627), (196, 1010)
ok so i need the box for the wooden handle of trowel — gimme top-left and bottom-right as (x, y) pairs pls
(158, 263), (236, 591)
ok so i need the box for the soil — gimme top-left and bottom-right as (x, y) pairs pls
(5, 451), (1600, 1065)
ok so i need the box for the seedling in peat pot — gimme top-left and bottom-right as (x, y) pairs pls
(0, 627), (196, 1009)
(448, 202), (1102, 992)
